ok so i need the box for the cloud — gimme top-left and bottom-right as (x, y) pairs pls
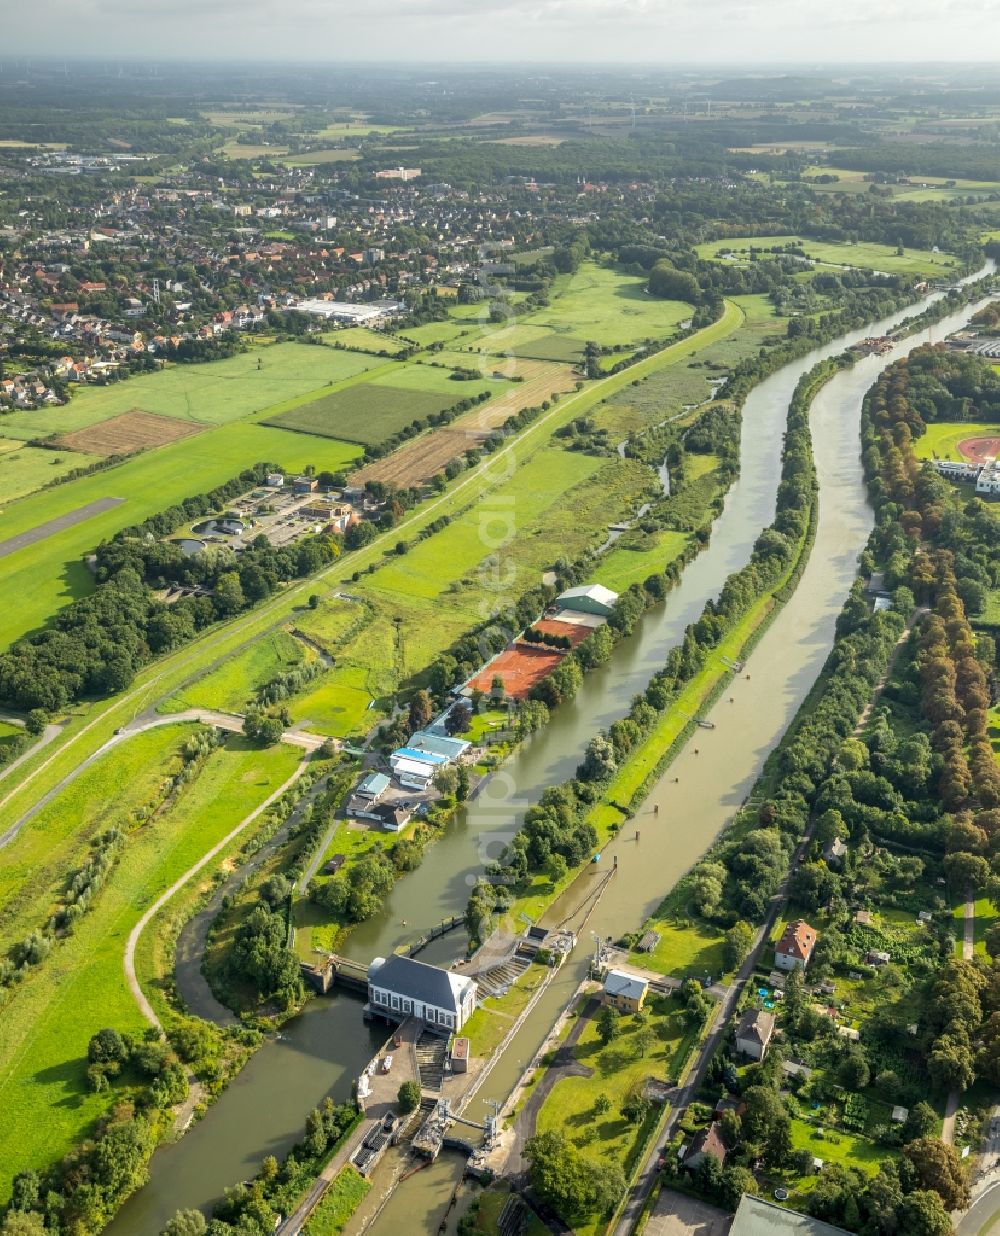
(2, 0), (997, 60)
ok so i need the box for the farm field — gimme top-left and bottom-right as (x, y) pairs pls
(695, 235), (961, 278)
(912, 420), (1000, 460)
(266, 360), (504, 445)
(349, 360), (577, 486)
(0, 343), (388, 440)
(0, 443), (102, 504)
(52, 409), (205, 456)
(0, 735), (300, 1199)
(0, 421), (361, 649)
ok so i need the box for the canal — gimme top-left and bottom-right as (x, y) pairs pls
(110, 271), (993, 1236)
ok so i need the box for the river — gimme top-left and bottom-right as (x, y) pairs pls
(109, 270), (994, 1236)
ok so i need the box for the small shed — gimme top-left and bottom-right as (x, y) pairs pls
(636, 930), (661, 953)
(891, 1106), (909, 1124)
(450, 1037), (469, 1074)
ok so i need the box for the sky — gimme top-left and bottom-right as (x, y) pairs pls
(4, 0), (1000, 63)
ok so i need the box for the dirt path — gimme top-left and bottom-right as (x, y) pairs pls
(124, 757), (311, 1029)
(174, 774), (331, 1025)
(506, 997), (597, 1175)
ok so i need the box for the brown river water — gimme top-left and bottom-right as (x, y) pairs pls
(107, 272), (994, 1235)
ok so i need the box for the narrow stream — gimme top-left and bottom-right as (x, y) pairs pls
(109, 271), (994, 1236)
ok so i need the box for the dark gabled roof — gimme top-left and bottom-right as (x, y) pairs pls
(736, 1008), (775, 1045)
(368, 954), (473, 1013)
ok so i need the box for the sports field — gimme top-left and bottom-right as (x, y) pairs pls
(0, 344), (389, 440)
(695, 234), (961, 278)
(0, 422), (361, 648)
(0, 733), (300, 1198)
(465, 643), (564, 699)
(913, 421), (1000, 461)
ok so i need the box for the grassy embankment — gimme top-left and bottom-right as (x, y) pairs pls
(0, 301), (748, 900)
(302, 1166), (370, 1235)
(0, 733), (301, 1198)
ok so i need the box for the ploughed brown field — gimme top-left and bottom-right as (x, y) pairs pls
(351, 360), (576, 487)
(52, 409), (205, 457)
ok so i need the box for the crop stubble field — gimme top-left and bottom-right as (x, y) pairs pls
(52, 409), (205, 456)
(0, 286), (759, 1200)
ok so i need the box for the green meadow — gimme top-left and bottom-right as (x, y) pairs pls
(0, 443), (101, 504)
(0, 735), (300, 1199)
(0, 422), (361, 649)
(0, 344), (389, 441)
(167, 630), (308, 714)
(696, 235), (961, 278)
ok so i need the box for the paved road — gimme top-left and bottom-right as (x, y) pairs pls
(612, 817), (816, 1236)
(0, 719), (64, 786)
(959, 1174), (1000, 1235)
(0, 495), (124, 559)
(124, 757), (311, 1029)
(0, 307), (745, 864)
(0, 708), (327, 851)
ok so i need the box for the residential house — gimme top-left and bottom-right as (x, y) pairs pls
(370, 804), (412, 833)
(602, 969), (648, 1014)
(366, 954), (477, 1033)
(735, 1008), (776, 1061)
(823, 837), (847, 867)
(684, 1122), (727, 1171)
(775, 920), (817, 971)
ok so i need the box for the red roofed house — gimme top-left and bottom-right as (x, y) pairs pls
(684, 1122), (727, 1172)
(775, 919), (817, 972)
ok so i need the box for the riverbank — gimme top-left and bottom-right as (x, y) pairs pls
(94, 275), (996, 1236)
